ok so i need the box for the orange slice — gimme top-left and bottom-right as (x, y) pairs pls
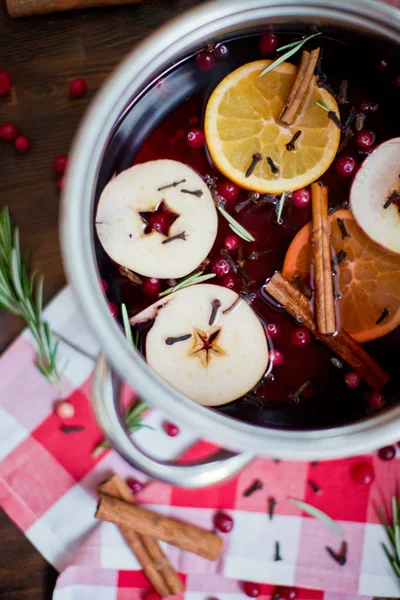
(282, 209), (400, 343)
(204, 59), (341, 194)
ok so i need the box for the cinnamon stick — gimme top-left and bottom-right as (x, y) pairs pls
(98, 476), (184, 596)
(264, 273), (389, 390)
(279, 48), (320, 126)
(96, 494), (223, 561)
(312, 183), (336, 334)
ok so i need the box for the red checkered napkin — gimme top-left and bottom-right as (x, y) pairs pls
(0, 286), (399, 600)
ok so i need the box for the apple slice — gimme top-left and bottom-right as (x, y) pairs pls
(130, 284), (269, 406)
(95, 159), (218, 279)
(350, 138), (400, 255)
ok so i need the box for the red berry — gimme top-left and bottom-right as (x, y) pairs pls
(394, 74), (400, 88)
(378, 445), (396, 461)
(211, 257), (230, 278)
(126, 478), (144, 494)
(270, 349), (284, 366)
(196, 51), (216, 72)
(336, 156), (357, 178)
(214, 511), (234, 533)
(56, 401), (75, 419)
(143, 278), (161, 299)
(0, 70), (12, 95)
(286, 588), (297, 600)
(224, 235), (240, 251)
(187, 128), (205, 149)
(162, 420), (179, 437)
(351, 461), (375, 485)
(108, 302), (118, 317)
(290, 328), (310, 347)
(53, 154), (68, 174)
(292, 188), (310, 208)
(14, 135), (30, 153)
(260, 34), (279, 56)
(266, 323), (280, 339)
(356, 131), (375, 151)
(215, 44), (229, 60)
(221, 274), (238, 289)
(100, 278), (108, 292)
(69, 77), (87, 98)
(344, 372), (360, 389)
(0, 122), (18, 141)
(275, 587), (297, 600)
(243, 581), (261, 598)
(148, 212), (170, 235)
(367, 391), (385, 411)
(360, 100), (378, 113)
(217, 180), (240, 203)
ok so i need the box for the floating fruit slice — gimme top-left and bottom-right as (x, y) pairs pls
(204, 59), (340, 194)
(282, 209), (400, 342)
(130, 284), (269, 406)
(350, 138), (400, 255)
(95, 160), (218, 279)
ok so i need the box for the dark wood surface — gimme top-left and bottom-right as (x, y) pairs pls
(0, 1), (202, 597)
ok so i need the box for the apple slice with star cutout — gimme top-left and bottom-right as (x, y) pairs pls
(350, 137), (400, 255)
(95, 159), (218, 279)
(130, 284), (269, 406)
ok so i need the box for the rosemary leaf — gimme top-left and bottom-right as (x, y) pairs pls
(121, 303), (133, 347)
(218, 205), (255, 242)
(260, 32), (322, 77)
(159, 272), (216, 297)
(290, 498), (344, 536)
(316, 100), (329, 111)
(275, 192), (287, 224)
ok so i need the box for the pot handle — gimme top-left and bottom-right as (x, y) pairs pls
(92, 354), (255, 488)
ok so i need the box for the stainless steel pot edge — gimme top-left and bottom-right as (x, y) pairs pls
(61, 0), (400, 460)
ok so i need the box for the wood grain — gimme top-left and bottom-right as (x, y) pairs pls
(6, 0), (140, 19)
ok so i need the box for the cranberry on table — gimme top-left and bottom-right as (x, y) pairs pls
(242, 581), (261, 598)
(187, 128), (205, 149)
(143, 278), (161, 299)
(53, 154), (68, 174)
(214, 511), (234, 533)
(148, 212), (170, 235)
(217, 180), (240, 203)
(270, 349), (284, 367)
(336, 156), (357, 178)
(126, 478), (144, 494)
(211, 257), (230, 278)
(221, 273), (238, 289)
(0, 122), (18, 141)
(344, 372), (360, 389)
(351, 461), (375, 485)
(56, 401), (75, 420)
(0, 70), (12, 95)
(290, 328), (310, 347)
(108, 302), (118, 317)
(356, 131), (375, 151)
(162, 420), (179, 437)
(224, 234), (240, 251)
(260, 33), (279, 56)
(266, 323), (280, 339)
(292, 188), (310, 208)
(196, 51), (216, 72)
(69, 77), (88, 98)
(367, 391), (385, 411)
(14, 135), (30, 153)
(378, 445), (396, 461)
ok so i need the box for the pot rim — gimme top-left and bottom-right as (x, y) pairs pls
(61, 0), (400, 459)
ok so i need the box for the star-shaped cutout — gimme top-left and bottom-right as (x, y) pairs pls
(188, 326), (226, 368)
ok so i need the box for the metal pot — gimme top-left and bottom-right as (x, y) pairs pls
(61, 0), (400, 487)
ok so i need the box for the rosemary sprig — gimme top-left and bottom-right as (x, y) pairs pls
(217, 204), (255, 242)
(260, 32), (322, 77)
(316, 100), (329, 111)
(290, 498), (344, 536)
(0, 207), (61, 385)
(275, 192), (287, 224)
(159, 271), (216, 297)
(379, 496), (400, 583)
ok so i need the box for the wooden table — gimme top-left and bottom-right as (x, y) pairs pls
(0, 0), (201, 596)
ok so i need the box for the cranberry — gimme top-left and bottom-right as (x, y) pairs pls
(100, 278), (108, 292)
(196, 51), (216, 72)
(148, 212), (170, 235)
(266, 323), (280, 339)
(394, 74), (400, 88)
(214, 511), (234, 533)
(0, 123), (18, 141)
(69, 77), (87, 98)
(215, 44), (229, 59)
(187, 128), (205, 149)
(378, 58), (389, 71)
(0, 70), (12, 95)
(162, 420), (179, 437)
(367, 391), (385, 411)
(53, 154), (68, 174)
(58, 177), (65, 191)
(126, 477), (144, 494)
(290, 328), (310, 347)
(351, 461), (374, 485)
(224, 234), (240, 251)
(143, 278), (161, 299)
(378, 445), (396, 461)
(336, 156), (357, 178)
(356, 131), (375, 151)
(14, 135), (30, 153)
(274, 588), (297, 600)
(260, 33), (279, 56)
(360, 100), (378, 113)
(270, 349), (284, 366)
(292, 188), (310, 208)
(217, 180), (240, 203)
(211, 257), (230, 278)
(108, 302), (118, 317)
(242, 582), (261, 598)
(221, 274), (238, 289)
(56, 401), (75, 419)
(344, 372), (360, 388)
